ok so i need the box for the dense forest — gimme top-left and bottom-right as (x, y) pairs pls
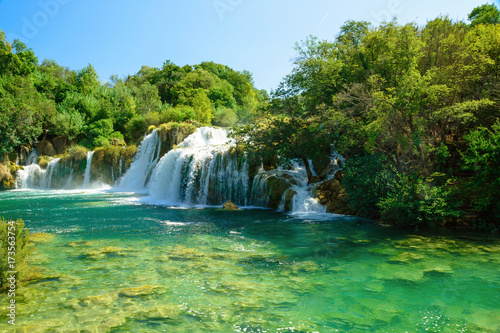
(0, 33), (268, 155)
(1, 4), (500, 232)
(233, 4), (500, 232)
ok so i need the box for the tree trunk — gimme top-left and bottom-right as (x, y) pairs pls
(301, 156), (313, 184)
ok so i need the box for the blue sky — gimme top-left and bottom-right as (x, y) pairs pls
(0, 0), (497, 92)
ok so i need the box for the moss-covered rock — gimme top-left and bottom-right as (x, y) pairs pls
(37, 155), (52, 169)
(266, 176), (293, 209)
(283, 189), (297, 211)
(315, 176), (352, 215)
(91, 145), (138, 185)
(157, 122), (197, 157)
(223, 201), (239, 210)
(0, 161), (21, 190)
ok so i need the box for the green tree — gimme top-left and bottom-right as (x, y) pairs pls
(0, 75), (56, 158)
(74, 64), (99, 95)
(468, 3), (500, 26)
(192, 91), (214, 124)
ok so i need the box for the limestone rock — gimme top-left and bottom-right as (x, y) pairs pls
(37, 140), (56, 156)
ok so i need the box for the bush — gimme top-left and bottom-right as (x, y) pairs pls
(461, 121), (500, 232)
(0, 218), (35, 289)
(342, 154), (395, 219)
(124, 115), (147, 143)
(67, 144), (88, 162)
(378, 174), (460, 229)
(213, 107), (238, 127)
(161, 105), (195, 123)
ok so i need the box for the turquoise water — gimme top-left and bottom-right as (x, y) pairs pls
(0, 190), (499, 332)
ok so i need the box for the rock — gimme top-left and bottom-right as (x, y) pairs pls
(37, 140), (56, 156)
(168, 246), (206, 260)
(52, 136), (68, 155)
(388, 252), (424, 263)
(283, 189), (297, 211)
(80, 293), (118, 307)
(85, 246), (129, 259)
(308, 176), (321, 184)
(266, 176), (292, 209)
(29, 233), (55, 244)
(142, 305), (181, 320)
(223, 201), (239, 210)
(118, 285), (160, 297)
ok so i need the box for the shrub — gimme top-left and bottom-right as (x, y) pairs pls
(161, 105), (195, 123)
(378, 174), (460, 229)
(213, 107), (238, 128)
(0, 218), (35, 289)
(342, 154), (396, 219)
(461, 121), (500, 232)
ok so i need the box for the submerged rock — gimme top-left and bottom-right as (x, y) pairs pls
(223, 201), (239, 210)
(118, 285), (162, 297)
(79, 293), (118, 307)
(141, 304), (181, 320)
(29, 233), (55, 244)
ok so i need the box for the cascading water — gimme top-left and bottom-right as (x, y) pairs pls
(17, 158), (62, 189)
(115, 126), (327, 213)
(15, 164), (43, 189)
(117, 130), (161, 192)
(146, 127), (249, 206)
(82, 151), (94, 189)
(13, 126), (334, 215)
(25, 149), (39, 166)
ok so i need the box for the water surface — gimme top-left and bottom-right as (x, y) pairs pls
(0, 190), (499, 332)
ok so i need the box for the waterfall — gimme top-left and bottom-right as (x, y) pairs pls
(41, 158), (61, 189)
(25, 149), (39, 166)
(147, 127), (248, 205)
(117, 130), (161, 191)
(82, 151), (94, 189)
(16, 158), (62, 189)
(16, 164), (43, 189)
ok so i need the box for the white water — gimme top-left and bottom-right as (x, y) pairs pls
(117, 130), (161, 192)
(13, 127), (331, 214)
(16, 158), (61, 189)
(25, 149), (39, 165)
(146, 127), (248, 205)
(82, 151), (94, 189)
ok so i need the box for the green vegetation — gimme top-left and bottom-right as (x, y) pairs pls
(0, 30), (266, 162)
(234, 4), (500, 231)
(0, 218), (37, 289)
(1, 4), (499, 231)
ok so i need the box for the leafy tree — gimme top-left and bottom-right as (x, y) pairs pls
(468, 3), (500, 26)
(461, 122), (500, 231)
(192, 91), (214, 124)
(214, 107), (238, 127)
(0, 75), (56, 158)
(74, 64), (99, 95)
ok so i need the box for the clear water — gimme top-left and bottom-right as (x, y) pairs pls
(0, 190), (499, 332)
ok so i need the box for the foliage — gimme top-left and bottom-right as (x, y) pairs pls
(378, 175), (460, 229)
(214, 107), (238, 127)
(0, 75), (56, 158)
(461, 122), (500, 231)
(0, 218), (35, 289)
(468, 3), (500, 26)
(0, 27), (265, 155)
(236, 4), (500, 230)
(343, 154), (396, 219)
